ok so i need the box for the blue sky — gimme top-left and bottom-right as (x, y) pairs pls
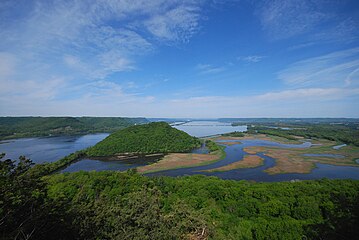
(0, 0), (358, 118)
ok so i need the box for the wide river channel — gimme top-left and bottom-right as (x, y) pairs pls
(1, 121), (358, 181)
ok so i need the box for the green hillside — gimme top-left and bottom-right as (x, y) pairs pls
(2, 156), (358, 240)
(87, 122), (201, 156)
(0, 117), (148, 139)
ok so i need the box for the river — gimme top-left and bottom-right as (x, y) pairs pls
(0, 133), (109, 163)
(1, 122), (358, 181)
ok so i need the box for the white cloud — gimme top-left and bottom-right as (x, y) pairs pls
(98, 51), (134, 75)
(1, 1), (358, 118)
(238, 55), (266, 63)
(196, 64), (226, 74)
(2, 84), (357, 117)
(0, 76), (66, 101)
(163, 87), (359, 117)
(0, 0), (208, 113)
(345, 67), (359, 86)
(0, 52), (17, 78)
(255, 88), (359, 101)
(0, 0), (206, 79)
(278, 48), (359, 87)
(255, 0), (358, 43)
(310, 17), (359, 44)
(145, 4), (201, 42)
(256, 0), (328, 40)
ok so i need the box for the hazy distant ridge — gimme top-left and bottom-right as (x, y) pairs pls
(0, 117), (148, 140)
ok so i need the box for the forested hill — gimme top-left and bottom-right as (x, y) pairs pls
(0, 117), (148, 140)
(87, 122), (201, 156)
(2, 156), (359, 240)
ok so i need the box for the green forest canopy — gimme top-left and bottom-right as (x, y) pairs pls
(87, 122), (201, 156)
(248, 124), (359, 146)
(0, 117), (148, 140)
(1, 155), (358, 240)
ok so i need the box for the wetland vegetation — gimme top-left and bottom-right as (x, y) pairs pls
(232, 120), (359, 147)
(1, 118), (359, 240)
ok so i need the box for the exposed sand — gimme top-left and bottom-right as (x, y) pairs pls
(138, 135), (359, 175)
(203, 155), (264, 172)
(137, 152), (222, 173)
(243, 142), (359, 174)
(220, 141), (241, 146)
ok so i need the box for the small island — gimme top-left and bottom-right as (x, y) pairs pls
(85, 122), (226, 173)
(86, 122), (201, 158)
(40, 122), (225, 174)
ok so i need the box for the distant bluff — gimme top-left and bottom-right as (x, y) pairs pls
(87, 122), (201, 156)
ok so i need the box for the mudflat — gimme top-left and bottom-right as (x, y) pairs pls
(203, 155), (264, 172)
(137, 152), (222, 173)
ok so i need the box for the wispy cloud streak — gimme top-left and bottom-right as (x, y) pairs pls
(255, 0), (358, 43)
(196, 64), (226, 74)
(278, 48), (359, 87)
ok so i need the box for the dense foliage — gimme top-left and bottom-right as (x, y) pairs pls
(0, 154), (70, 239)
(230, 119), (359, 146)
(227, 118), (359, 125)
(248, 124), (359, 146)
(1, 156), (359, 240)
(221, 131), (245, 137)
(0, 117), (148, 140)
(205, 140), (222, 152)
(87, 122), (201, 156)
(28, 150), (88, 176)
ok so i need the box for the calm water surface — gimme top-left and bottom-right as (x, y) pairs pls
(1, 122), (358, 181)
(333, 144), (347, 150)
(173, 121), (247, 137)
(0, 133), (109, 163)
(62, 157), (159, 173)
(302, 153), (345, 158)
(147, 140), (359, 181)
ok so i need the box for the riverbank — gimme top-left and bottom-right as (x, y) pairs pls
(137, 147), (225, 174)
(210, 133), (303, 144)
(203, 155), (264, 172)
(89, 153), (164, 161)
(243, 139), (359, 174)
(15, 130), (358, 179)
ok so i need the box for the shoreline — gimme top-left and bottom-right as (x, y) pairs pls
(137, 148), (226, 174)
(88, 153), (164, 161)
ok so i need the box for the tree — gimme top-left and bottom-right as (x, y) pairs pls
(0, 154), (74, 240)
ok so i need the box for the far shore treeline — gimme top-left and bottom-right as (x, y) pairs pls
(0, 116), (148, 140)
(1, 118), (359, 239)
(16, 122), (203, 175)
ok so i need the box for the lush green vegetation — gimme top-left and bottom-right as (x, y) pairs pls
(2, 118), (358, 239)
(251, 128), (297, 140)
(205, 140), (222, 152)
(87, 122), (201, 156)
(19, 122), (201, 175)
(247, 124), (359, 146)
(0, 117), (148, 140)
(205, 140), (226, 160)
(226, 118), (359, 125)
(1, 156), (359, 240)
(28, 150), (88, 176)
(230, 119), (359, 146)
(221, 131), (245, 137)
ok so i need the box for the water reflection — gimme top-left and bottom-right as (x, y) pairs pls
(173, 121), (247, 137)
(0, 133), (109, 163)
(147, 139), (359, 181)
